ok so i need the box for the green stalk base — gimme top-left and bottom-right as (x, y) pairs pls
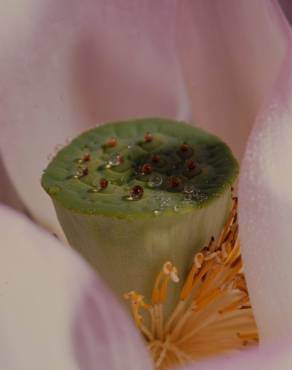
(54, 189), (231, 313)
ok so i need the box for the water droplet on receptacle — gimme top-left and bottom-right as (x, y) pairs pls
(126, 195), (134, 201)
(106, 153), (123, 168)
(182, 183), (207, 202)
(73, 166), (89, 179)
(88, 188), (99, 193)
(148, 173), (163, 188)
(153, 192), (172, 213)
(183, 183), (195, 200)
(183, 183), (195, 194)
(126, 140), (136, 150)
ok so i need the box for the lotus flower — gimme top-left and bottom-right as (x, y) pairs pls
(1, 0), (292, 369)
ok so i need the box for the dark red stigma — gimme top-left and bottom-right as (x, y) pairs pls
(83, 153), (91, 162)
(151, 154), (160, 164)
(180, 143), (190, 153)
(107, 138), (117, 147)
(144, 132), (153, 143)
(130, 185), (144, 200)
(142, 163), (153, 175)
(187, 159), (197, 171)
(100, 178), (109, 189)
(81, 168), (89, 177)
(169, 176), (181, 188)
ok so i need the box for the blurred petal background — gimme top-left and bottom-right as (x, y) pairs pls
(1, 1), (292, 369)
(0, 205), (153, 370)
(239, 36), (292, 341)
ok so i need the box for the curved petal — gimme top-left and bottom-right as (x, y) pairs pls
(279, 0), (292, 24)
(0, 155), (25, 213)
(0, 0), (189, 234)
(180, 337), (292, 370)
(239, 39), (292, 340)
(0, 205), (153, 370)
(177, 0), (290, 160)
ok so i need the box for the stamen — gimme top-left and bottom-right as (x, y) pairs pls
(152, 262), (179, 305)
(180, 253), (204, 301)
(124, 197), (258, 370)
(124, 291), (153, 340)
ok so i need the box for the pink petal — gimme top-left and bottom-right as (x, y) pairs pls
(180, 337), (292, 370)
(177, 0), (289, 160)
(239, 39), (292, 340)
(0, 156), (25, 213)
(0, 205), (153, 370)
(279, 0), (292, 24)
(0, 0), (187, 234)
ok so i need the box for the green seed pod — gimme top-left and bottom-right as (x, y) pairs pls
(42, 118), (238, 313)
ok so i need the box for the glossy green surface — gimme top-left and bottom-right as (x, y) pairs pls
(42, 118), (238, 219)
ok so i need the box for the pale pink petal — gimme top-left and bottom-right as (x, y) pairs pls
(177, 0), (290, 160)
(0, 155), (25, 213)
(239, 40), (292, 340)
(180, 337), (292, 370)
(279, 0), (292, 24)
(0, 0), (188, 234)
(0, 205), (153, 370)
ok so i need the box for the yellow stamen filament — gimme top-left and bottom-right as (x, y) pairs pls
(124, 198), (258, 369)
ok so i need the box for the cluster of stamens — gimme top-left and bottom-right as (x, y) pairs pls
(124, 198), (258, 369)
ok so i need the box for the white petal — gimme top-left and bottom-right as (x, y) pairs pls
(177, 0), (289, 160)
(179, 337), (292, 370)
(239, 41), (292, 340)
(0, 0), (188, 234)
(0, 205), (153, 370)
